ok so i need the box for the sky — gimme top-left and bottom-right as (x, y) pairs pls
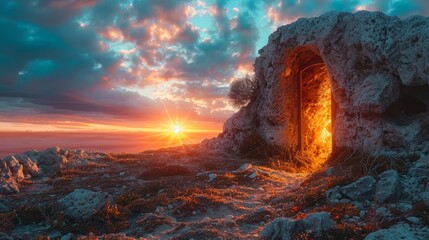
(1, 0), (429, 133)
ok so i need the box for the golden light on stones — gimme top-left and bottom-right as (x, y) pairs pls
(300, 63), (332, 166)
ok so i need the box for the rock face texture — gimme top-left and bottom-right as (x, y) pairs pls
(58, 189), (111, 221)
(202, 11), (429, 157)
(0, 147), (109, 194)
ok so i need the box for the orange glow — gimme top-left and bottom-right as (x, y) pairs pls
(301, 64), (332, 167)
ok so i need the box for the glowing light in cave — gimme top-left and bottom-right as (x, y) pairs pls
(301, 63), (332, 167)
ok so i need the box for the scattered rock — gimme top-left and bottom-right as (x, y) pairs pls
(325, 186), (341, 203)
(299, 212), (336, 235)
(208, 173), (217, 182)
(249, 171), (257, 179)
(237, 163), (253, 171)
(119, 171), (126, 176)
(57, 189), (111, 221)
(375, 207), (390, 217)
(101, 173), (110, 179)
(401, 175), (425, 202)
(60, 233), (74, 240)
(260, 212), (335, 240)
(375, 170), (401, 203)
(260, 217), (295, 240)
(364, 223), (429, 240)
(406, 217), (421, 225)
(340, 176), (376, 201)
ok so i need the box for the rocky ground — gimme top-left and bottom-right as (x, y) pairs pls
(1, 146), (429, 239)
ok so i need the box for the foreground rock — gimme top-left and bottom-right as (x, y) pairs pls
(260, 212), (335, 240)
(57, 189), (111, 221)
(364, 223), (429, 240)
(375, 170), (402, 203)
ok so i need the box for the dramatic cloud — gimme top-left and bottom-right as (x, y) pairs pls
(0, 0), (428, 131)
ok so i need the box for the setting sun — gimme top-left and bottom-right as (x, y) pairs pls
(172, 124), (182, 134)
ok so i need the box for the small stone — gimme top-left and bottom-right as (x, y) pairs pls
(167, 204), (173, 210)
(326, 186), (341, 203)
(192, 211), (196, 215)
(406, 217), (421, 225)
(375, 207), (389, 217)
(101, 174), (110, 179)
(359, 210), (365, 218)
(237, 163), (253, 171)
(208, 173), (217, 182)
(326, 167), (334, 175)
(119, 171), (126, 176)
(60, 232), (73, 240)
(249, 171), (257, 179)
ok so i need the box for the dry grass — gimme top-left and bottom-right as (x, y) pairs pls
(235, 208), (275, 224)
(411, 202), (429, 226)
(136, 213), (176, 232)
(0, 212), (16, 232)
(326, 148), (413, 179)
(138, 165), (193, 180)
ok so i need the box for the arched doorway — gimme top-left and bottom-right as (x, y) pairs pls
(298, 59), (333, 164)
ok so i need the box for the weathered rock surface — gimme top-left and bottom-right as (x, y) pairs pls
(340, 176), (376, 201)
(260, 212), (335, 240)
(57, 189), (111, 221)
(0, 147), (109, 194)
(364, 223), (429, 240)
(375, 170), (402, 203)
(202, 11), (429, 156)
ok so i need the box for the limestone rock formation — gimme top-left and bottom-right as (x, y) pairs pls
(202, 11), (429, 157)
(0, 147), (109, 194)
(57, 189), (111, 221)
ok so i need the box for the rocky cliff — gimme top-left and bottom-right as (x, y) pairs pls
(202, 11), (429, 157)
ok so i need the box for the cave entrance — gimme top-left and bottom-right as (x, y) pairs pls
(298, 60), (333, 165)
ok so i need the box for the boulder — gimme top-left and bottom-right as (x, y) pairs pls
(57, 189), (111, 221)
(260, 212), (335, 240)
(375, 170), (402, 203)
(260, 217), (296, 240)
(340, 176), (376, 201)
(297, 212), (336, 235)
(364, 223), (429, 240)
(325, 186), (341, 203)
